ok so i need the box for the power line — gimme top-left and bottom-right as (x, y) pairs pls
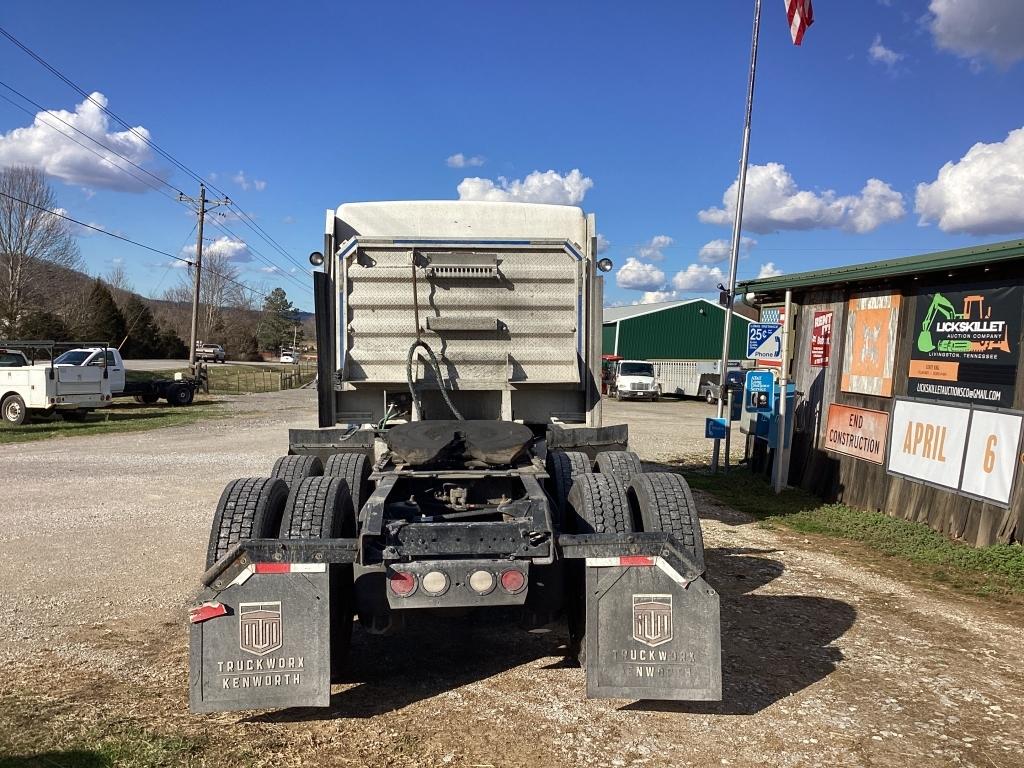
(0, 78), (311, 293)
(0, 189), (273, 303)
(0, 24), (308, 277)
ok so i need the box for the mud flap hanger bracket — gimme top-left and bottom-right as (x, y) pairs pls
(557, 532), (704, 586)
(200, 538), (359, 594)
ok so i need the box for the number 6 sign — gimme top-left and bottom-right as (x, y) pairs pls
(960, 410), (1024, 506)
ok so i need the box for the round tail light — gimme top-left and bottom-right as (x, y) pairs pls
(468, 570), (495, 595)
(500, 568), (526, 594)
(389, 570), (417, 597)
(421, 570), (449, 595)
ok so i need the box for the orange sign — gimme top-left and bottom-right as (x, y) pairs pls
(841, 293), (901, 397)
(908, 359), (959, 381)
(823, 404), (890, 464)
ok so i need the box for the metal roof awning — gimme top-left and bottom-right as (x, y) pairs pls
(738, 238), (1024, 297)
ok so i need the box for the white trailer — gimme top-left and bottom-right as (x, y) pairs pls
(654, 360), (748, 400)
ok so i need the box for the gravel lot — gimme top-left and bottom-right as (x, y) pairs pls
(2, 391), (1023, 767)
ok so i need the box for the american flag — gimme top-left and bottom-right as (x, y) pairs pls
(784, 0), (814, 45)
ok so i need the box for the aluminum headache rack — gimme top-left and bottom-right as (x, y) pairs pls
(188, 532), (720, 712)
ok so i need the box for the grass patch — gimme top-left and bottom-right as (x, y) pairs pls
(0, 688), (200, 768)
(0, 401), (227, 444)
(685, 470), (1024, 596)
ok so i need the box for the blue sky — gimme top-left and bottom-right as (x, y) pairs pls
(2, 1), (1023, 311)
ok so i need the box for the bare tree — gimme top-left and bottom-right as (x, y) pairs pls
(105, 262), (134, 296)
(0, 166), (81, 335)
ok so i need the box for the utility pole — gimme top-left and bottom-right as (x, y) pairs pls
(179, 184), (230, 374)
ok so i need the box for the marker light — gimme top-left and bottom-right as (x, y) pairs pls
(499, 568), (526, 594)
(421, 570), (449, 595)
(389, 570), (417, 596)
(468, 570), (495, 595)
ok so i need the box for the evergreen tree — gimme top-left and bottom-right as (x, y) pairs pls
(158, 327), (188, 358)
(257, 288), (300, 352)
(79, 278), (126, 345)
(119, 295), (163, 358)
(19, 310), (69, 341)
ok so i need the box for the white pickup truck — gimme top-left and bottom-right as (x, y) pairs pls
(1, 348), (112, 425)
(54, 347), (198, 406)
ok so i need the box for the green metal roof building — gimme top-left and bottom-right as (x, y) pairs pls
(602, 298), (751, 359)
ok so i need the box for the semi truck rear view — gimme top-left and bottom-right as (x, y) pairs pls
(189, 200), (720, 711)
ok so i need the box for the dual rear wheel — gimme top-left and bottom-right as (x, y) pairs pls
(205, 451), (373, 674)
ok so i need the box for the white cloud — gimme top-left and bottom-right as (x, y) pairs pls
(233, 170), (266, 192)
(698, 236), (756, 264)
(0, 92), (159, 192)
(446, 153), (485, 168)
(182, 236), (252, 263)
(915, 126), (1024, 234)
(869, 34), (905, 71)
(635, 234), (673, 261)
(640, 290), (676, 304)
(457, 169), (593, 205)
(258, 266), (280, 274)
(699, 162), (905, 234)
(596, 233), (610, 254)
(49, 207), (100, 237)
(927, 0), (1024, 69)
(757, 262), (784, 278)
(615, 257), (666, 291)
(671, 264), (726, 293)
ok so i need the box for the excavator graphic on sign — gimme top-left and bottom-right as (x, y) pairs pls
(917, 292), (1011, 354)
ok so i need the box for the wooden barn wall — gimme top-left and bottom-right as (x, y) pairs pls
(783, 267), (1024, 547)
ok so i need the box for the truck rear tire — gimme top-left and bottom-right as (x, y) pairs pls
(271, 454), (324, 488)
(61, 409), (89, 422)
(566, 473), (634, 535)
(565, 474), (635, 667)
(280, 476), (357, 676)
(546, 449), (591, 526)
(205, 477), (289, 568)
(167, 384), (194, 406)
(626, 472), (705, 574)
(593, 450), (643, 489)
(1, 394), (26, 425)
(134, 392), (160, 405)
(323, 452), (371, 516)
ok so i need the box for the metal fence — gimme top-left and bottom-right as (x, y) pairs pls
(206, 362), (317, 394)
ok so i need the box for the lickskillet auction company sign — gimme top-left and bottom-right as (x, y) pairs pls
(908, 282), (1022, 406)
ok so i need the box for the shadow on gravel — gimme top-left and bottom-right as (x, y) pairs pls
(624, 548), (857, 716)
(250, 610), (560, 722)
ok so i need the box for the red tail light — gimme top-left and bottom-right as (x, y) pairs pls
(499, 568), (526, 594)
(389, 570), (417, 596)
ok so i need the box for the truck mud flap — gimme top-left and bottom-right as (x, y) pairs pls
(585, 556), (721, 701)
(189, 564), (331, 712)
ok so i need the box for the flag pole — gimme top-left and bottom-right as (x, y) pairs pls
(711, 0), (763, 473)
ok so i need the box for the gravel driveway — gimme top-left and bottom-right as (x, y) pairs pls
(2, 391), (1022, 767)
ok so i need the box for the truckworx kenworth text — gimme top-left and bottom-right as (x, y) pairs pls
(189, 201), (720, 712)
